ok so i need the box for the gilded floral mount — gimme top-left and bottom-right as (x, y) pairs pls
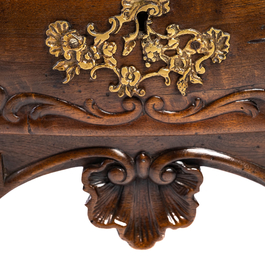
(46, 0), (230, 97)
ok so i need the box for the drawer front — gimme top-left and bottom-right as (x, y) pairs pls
(0, 0), (265, 136)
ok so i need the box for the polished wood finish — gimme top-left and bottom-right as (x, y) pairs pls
(1, 0), (265, 249)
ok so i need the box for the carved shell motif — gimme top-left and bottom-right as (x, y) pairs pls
(82, 151), (203, 249)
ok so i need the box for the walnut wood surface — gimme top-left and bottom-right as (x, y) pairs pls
(1, 0), (265, 249)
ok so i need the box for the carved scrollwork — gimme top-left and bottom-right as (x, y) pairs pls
(145, 89), (265, 123)
(46, 0), (230, 97)
(82, 151), (203, 249)
(2, 92), (143, 125)
(2, 88), (265, 126)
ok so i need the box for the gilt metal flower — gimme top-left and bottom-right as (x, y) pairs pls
(113, 66), (142, 97)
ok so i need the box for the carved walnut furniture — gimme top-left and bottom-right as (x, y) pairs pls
(1, 0), (265, 249)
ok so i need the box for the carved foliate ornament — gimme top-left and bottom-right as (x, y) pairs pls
(46, 0), (230, 97)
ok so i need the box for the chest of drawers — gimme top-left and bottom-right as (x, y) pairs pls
(1, 0), (265, 249)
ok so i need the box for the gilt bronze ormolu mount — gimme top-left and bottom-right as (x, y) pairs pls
(46, 0), (230, 97)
